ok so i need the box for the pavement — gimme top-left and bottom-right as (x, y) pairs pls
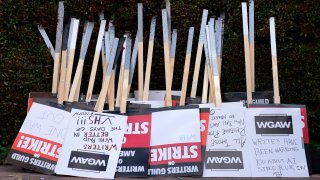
(0, 165), (320, 180)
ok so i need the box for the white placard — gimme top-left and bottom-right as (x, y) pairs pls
(55, 109), (128, 179)
(134, 90), (181, 101)
(202, 102), (251, 177)
(130, 100), (165, 108)
(246, 107), (308, 177)
(7, 103), (71, 174)
(148, 107), (202, 176)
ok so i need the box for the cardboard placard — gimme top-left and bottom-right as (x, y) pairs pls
(222, 91), (274, 105)
(130, 100), (165, 108)
(7, 103), (71, 174)
(246, 107), (309, 177)
(148, 106), (202, 177)
(55, 109), (127, 179)
(202, 102), (251, 177)
(116, 112), (152, 177)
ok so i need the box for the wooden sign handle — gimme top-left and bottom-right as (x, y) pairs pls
(137, 3), (144, 100)
(249, 0), (255, 92)
(270, 17), (281, 104)
(242, 2), (253, 104)
(143, 17), (156, 101)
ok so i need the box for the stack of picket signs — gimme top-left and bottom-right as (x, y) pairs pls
(7, 0), (311, 179)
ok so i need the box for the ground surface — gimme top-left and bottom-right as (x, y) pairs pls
(0, 165), (319, 180)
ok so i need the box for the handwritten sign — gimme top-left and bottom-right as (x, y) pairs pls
(7, 103), (71, 174)
(116, 112), (151, 177)
(55, 109), (127, 179)
(148, 106), (202, 177)
(246, 107), (309, 177)
(203, 102), (251, 177)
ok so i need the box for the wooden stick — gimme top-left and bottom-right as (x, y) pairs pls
(99, 14), (107, 84)
(52, 1), (64, 94)
(270, 17), (281, 104)
(169, 29), (177, 89)
(180, 27), (194, 106)
(85, 20), (106, 102)
(115, 36), (127, 107)
(241, 2), (253, 104)
(64, 19), (79, 101)
(128, 34), (138, 95)
(249, 0), (255, 92)
(95, 38), (119, 112)
(37, 25), (55, 59)
(166, 0), (171, 45)
(120, 36), (132, 113)
(68, 22), (94, 102)
(190, 10), (208, 98)
(57, 22), (70, 104)
(208, 20), (222, 107)
(202, 25), (211, 104)
(108, 70), (115, 111)
(137, 3), (144, 100)
(218, 11), (225, 78)
(143, 17), (156, 101)
(205, 25), (215, 104)
(161, 9), (172, 106)
(215, 18), (222, 77)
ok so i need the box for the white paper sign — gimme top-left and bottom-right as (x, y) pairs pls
(134, 90), (181, 101)
(55, 109), (128, 179)
(148, 107), (202, 176)
(203, 102), (251, 177)
(130, 100), (165, 108)
(7, 102), (71, 174)
(246, 107), (309, 177)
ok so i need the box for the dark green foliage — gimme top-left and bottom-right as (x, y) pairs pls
(0, 0), (319, 161)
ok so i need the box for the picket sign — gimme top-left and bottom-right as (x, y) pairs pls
(180, 27), (195, 106)
(7, 103), (71, 174)
(143, 17), (157, 101)
(116, 112), (152, 177)
(149, 106), (202, 176)
(202, 102), (251, 177)
(246, 107), (309, 177)
(85, 20), (107, 102)
(55, 109), (128, 179)
(68, 22), (94, 102)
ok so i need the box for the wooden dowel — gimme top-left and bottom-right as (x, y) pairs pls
(161, 9), (172, 106)
(241, 2), (253, 104)
(52, 1), (64, 94)
(68, 22), (94, 102)
(120, 36), (132, 113)
(169, 29), (177, 89)
(249, 0), (255, 92)
(137, 3), (144, 100)
(108, 70), (115, 111)
(57, 23), (70, 104)
(270, 17), (281, 104)
(190, 10), (208, 98)
(115, 36), (127, 107)
(128, 34), (138, 95)
(201, 66), (209, 104)
(64, 19), (79, 101)
(143, 17), (156, 101)
(86, 20), (107, 102)
(37, 25), (55, 59)
(205, 25), (215, 104)
(95, 38), (119, 112)
(180, 27), (194, 106)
